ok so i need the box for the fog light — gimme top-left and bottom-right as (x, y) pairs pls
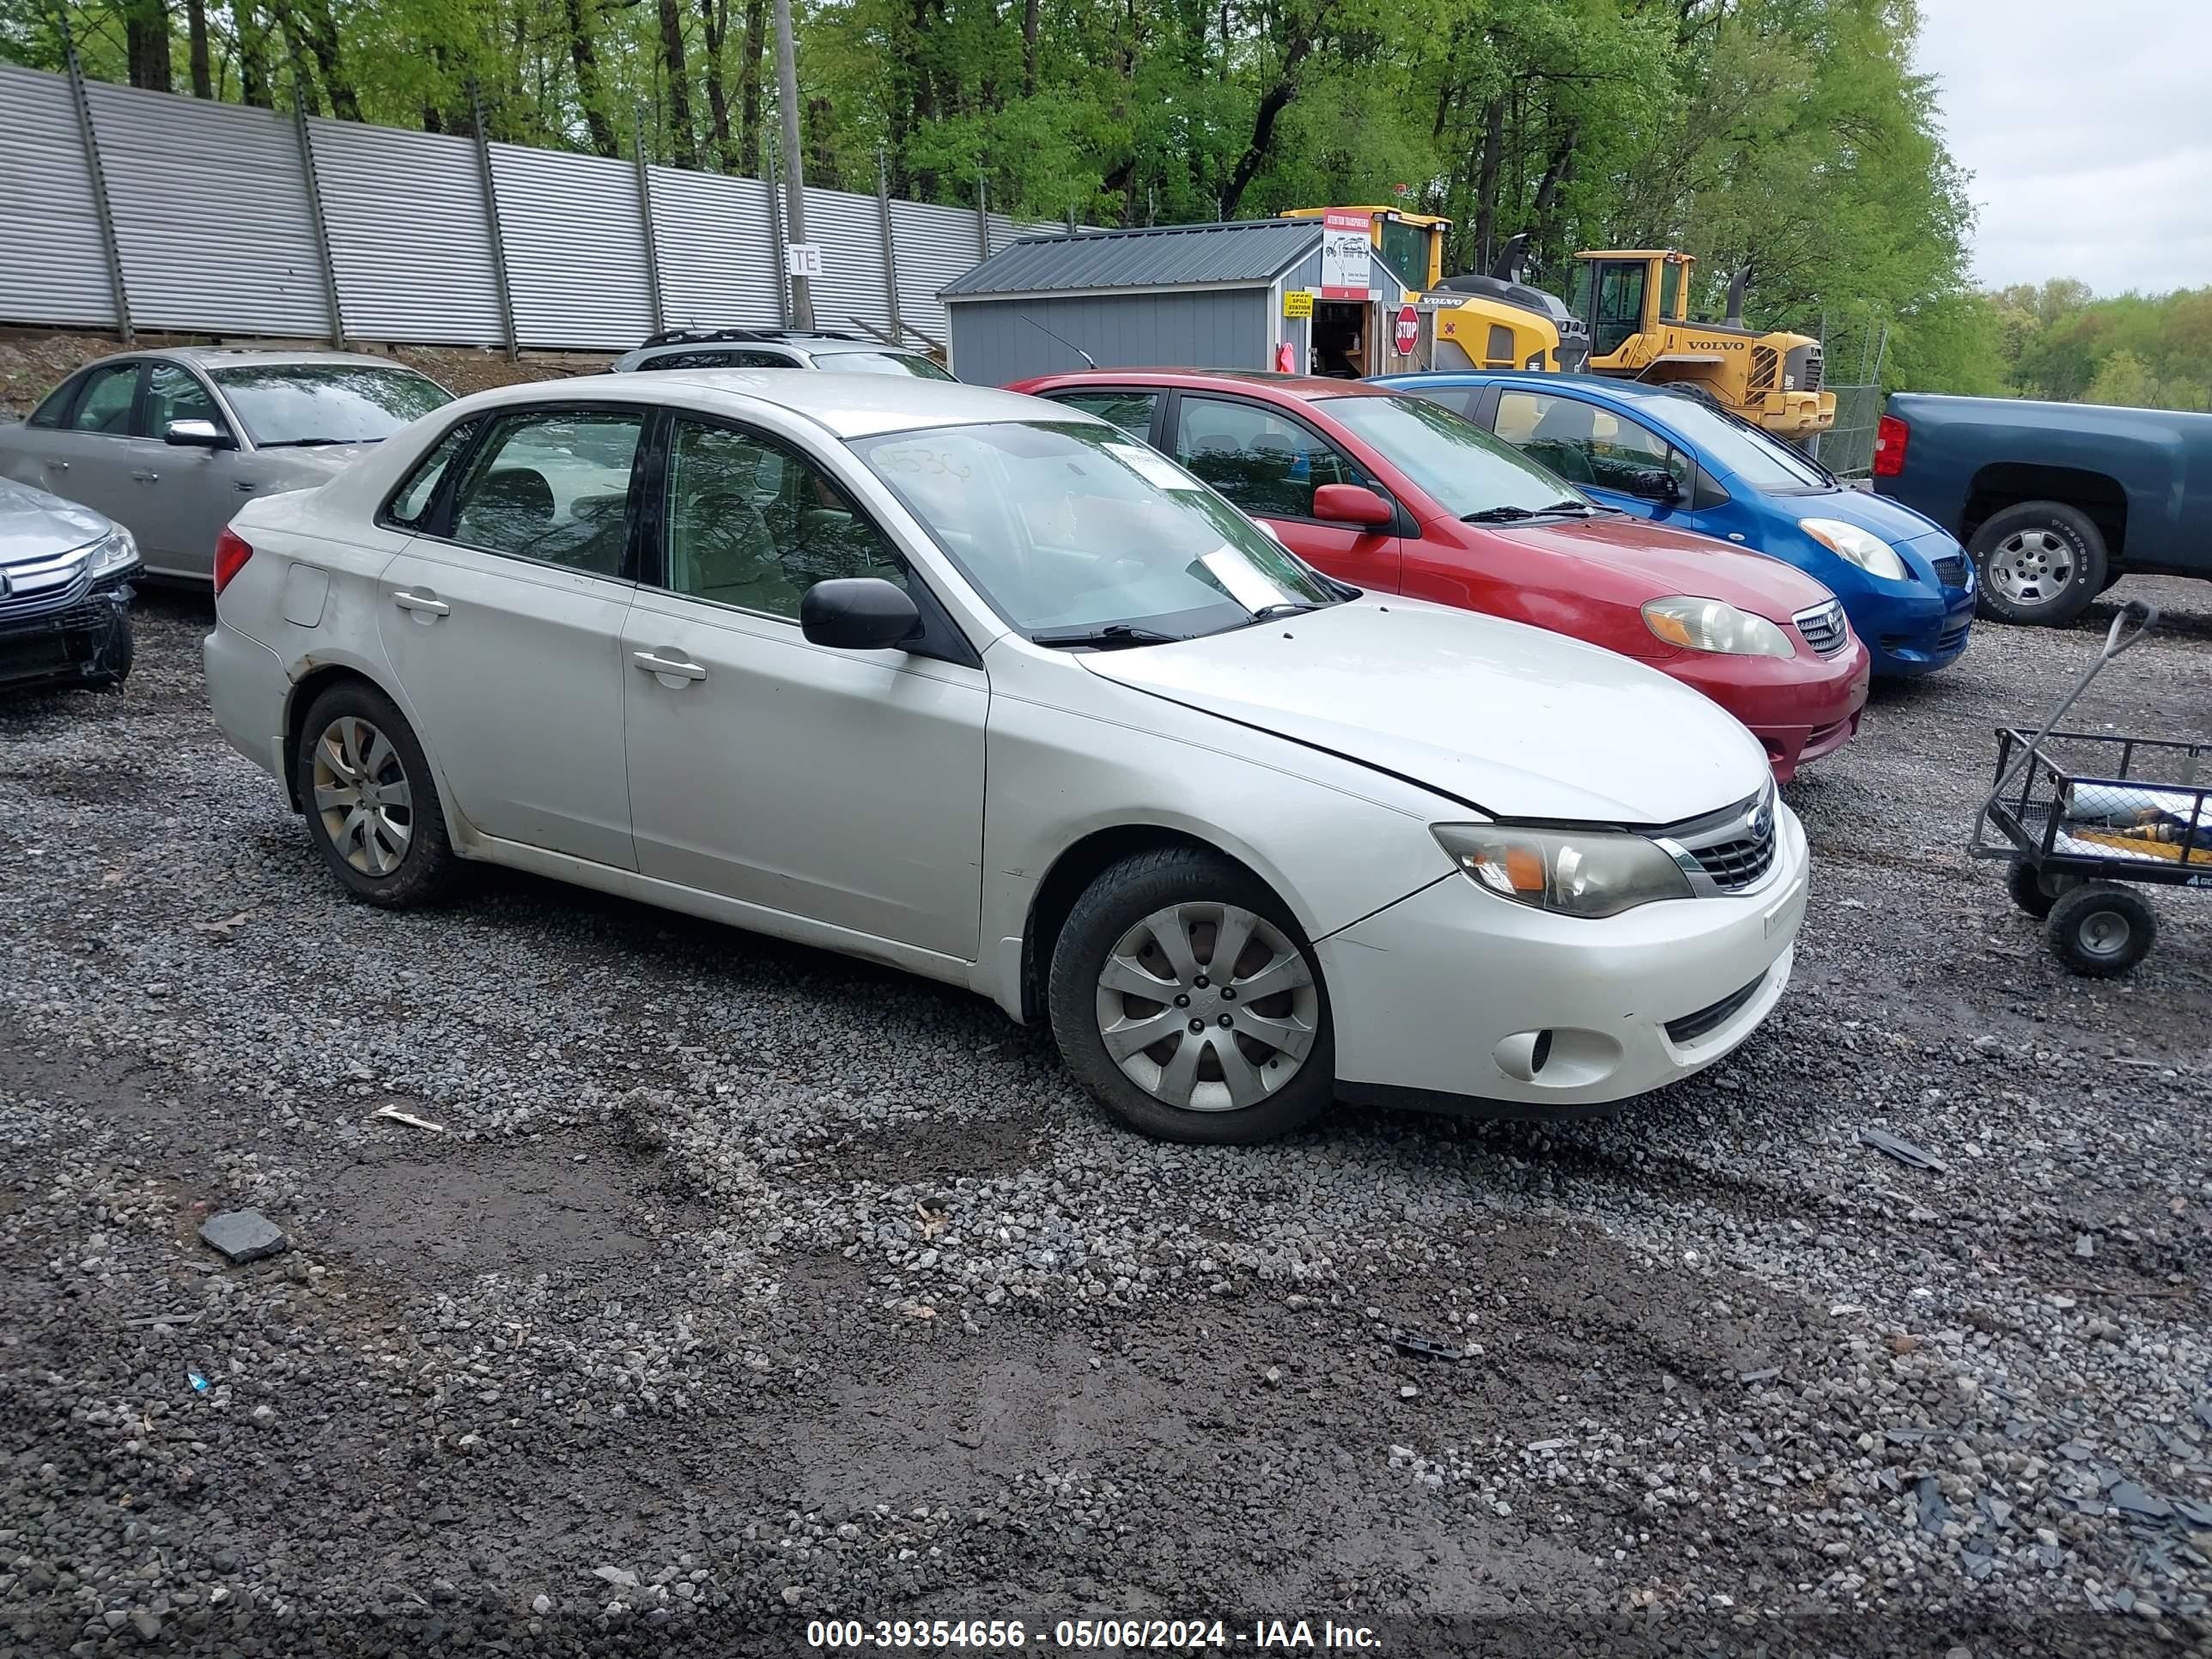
(1494, 1030), (1553, 1083)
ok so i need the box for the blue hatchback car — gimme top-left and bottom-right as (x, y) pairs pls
(1370, 371), (1977, 678)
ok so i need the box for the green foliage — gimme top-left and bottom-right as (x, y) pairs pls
(0, 0), (2063, 392)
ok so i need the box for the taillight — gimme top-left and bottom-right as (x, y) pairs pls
(1872, 414), (1908, 478)
(212, 527), (253, 595)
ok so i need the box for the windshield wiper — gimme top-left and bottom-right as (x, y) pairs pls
(1249, 601), (1320, 620)
(1461, 504), (1536, 523)
(1537, 499), (1610, 515)
(1031, 623), (1184, 650)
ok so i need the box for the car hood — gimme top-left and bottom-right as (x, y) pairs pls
(0, 476), (111, 562)
(1483, 514), (1838, 617)
(1778, 485), (1948, 547)
(1079, 596), (1771, 824)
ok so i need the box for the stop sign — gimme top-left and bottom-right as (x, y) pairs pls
(1393, 304), (1419, 356)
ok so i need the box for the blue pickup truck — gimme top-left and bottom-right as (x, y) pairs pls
(1874, 394), (2212, 626)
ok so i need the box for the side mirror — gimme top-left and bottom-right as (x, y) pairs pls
(800, 577), (921, 651)
(1311, 483), (1395, 527)
(165, 418), (234, 450)
(1625, 467), (1681, 504)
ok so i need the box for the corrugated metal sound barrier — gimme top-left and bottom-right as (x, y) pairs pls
(0, 63), (1072, 356)
(0, 64), (118, 329)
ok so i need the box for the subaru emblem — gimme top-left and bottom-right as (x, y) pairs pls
(1747, 796), (1773, 841)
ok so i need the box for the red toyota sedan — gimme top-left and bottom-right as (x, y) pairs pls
(1009, 370), (1869, 780)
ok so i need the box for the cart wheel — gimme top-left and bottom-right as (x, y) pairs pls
(2006, 860), (2057, 919)
(2045, 883), (2156, 977)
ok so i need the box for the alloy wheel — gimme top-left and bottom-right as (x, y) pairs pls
(1092, 902), (1319, 1112)
(311, 715), (414, 877)
(1987, 528), (2076, 610)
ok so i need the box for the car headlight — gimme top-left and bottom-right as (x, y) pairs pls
(1431, 823), (1694, 919)
(1641, 596), (1795, 658)
(87, 526), (139, 578)
(1801, 517), (1907, 581)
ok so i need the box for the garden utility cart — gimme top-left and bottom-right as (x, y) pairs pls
(1972, 600), (2209, 976)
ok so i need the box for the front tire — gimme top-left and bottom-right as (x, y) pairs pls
(1047, 848), (1334, 1144)
(294, 681), (459, 908)
(1971, 501), (2107, 626)
(2045, 882), (2155, 977)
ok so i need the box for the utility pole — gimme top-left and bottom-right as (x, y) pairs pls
(773, 0), (813, 330)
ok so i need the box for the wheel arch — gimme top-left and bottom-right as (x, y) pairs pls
(1964, 465), (2129, 562)
(1020, 823), (1276, 1029)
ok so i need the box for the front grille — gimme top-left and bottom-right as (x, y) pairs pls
(1801, 348), (1823, 392)
(1931, 553), (1967, 588)
(1793, 599), (1849, 656)
(1938, 620), (1971, 653)
(1749, 345), (1778, 391)
(1656, 786), (1779, 894)
(1665, 971), (1768, 1045)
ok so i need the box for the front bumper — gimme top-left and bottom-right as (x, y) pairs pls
(1661, 636), (1869, 783)
(0, 578), (134, 690)
(1320, 804), (1808, 1115)
(1859, 586), (1974, 678)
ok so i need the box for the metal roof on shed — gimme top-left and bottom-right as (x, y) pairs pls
(943, 219), (1321, 298)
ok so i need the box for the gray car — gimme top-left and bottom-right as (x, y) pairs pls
(0, 349), (453, 582)
(0, 477), (140, 691)
(609, 327), (955, 380)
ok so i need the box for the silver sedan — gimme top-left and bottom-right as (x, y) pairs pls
(0, 349), (453, 582)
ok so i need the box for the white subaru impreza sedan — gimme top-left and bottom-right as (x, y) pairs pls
(203, 373), (1808, 1143)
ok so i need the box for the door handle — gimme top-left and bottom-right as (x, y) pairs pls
(633, 650), (708, 682)
(52, 459), (69, 471)
(131, 470), (160, 483)
(392, 590), (450, 617)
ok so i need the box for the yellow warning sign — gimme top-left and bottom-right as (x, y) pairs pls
(1282, 289), (1314, 319)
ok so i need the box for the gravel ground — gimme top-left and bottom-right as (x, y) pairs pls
(3, 579), (2210, 1657)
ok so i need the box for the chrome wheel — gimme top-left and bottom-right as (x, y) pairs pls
(1092, 902), (1319, 1113)
(311, 714), (413, 877)
(2075, 907), (2132, 961)
(1987, 527), (2076, 610)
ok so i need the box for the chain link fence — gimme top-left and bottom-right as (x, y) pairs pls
(1808, 314), (1887, 477)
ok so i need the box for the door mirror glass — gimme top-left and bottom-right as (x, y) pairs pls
(164, 418), (234, 450)
(1625, 467), (1682, 503)
(800, 577), (921, 651)
(1310, 482), (1395, 526)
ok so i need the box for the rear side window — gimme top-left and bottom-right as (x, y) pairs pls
(384, 421), (478, 529)
(1046, 391), (1158, 438)
(27, 377), (81, 428)
(69, 363), (141, 434)
(446, 408), (645, 577)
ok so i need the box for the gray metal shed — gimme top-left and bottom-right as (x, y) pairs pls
(943, 218), (1419, 386)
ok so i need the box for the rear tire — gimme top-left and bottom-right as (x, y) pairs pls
(1047, 848), (1334, 1144)
(2005, 860), (2056, 919)
(294, 680), (459, 908)
(1970, 501), (2107, 626)
(2045, 882), (2154, 977)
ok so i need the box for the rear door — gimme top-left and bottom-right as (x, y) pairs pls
(18, 362), (146, 532)
(1163, 392), (1405, 588)
(376, 403), (645, 870)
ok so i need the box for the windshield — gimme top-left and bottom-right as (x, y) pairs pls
(1650, 394), (1828, 489)
(822, 351), (957, 381)
(209, 364), (453, 446)
(1319, 393), (1589, 518)
(852, 420), (1340, 641)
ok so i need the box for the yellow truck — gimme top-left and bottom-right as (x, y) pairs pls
(1285, 208), (1836, 437)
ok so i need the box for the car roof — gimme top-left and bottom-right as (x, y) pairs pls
(1020, 368), (1400, 404)
(634, 330), (920, 356)
(446, 368), (1079, 441)
(157, 348), (428, 371)
(1381, 368), (1672, 398)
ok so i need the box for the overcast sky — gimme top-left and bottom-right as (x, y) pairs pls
(1912, 0), (2212, 296)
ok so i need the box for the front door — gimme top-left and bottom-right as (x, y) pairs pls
(1490, 388), (1693, 524)
(1167, 392), (1404, 590)
(376, 404), (645, 869)
(621, 414), (987, 961)
(130, 361), (244, 578)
